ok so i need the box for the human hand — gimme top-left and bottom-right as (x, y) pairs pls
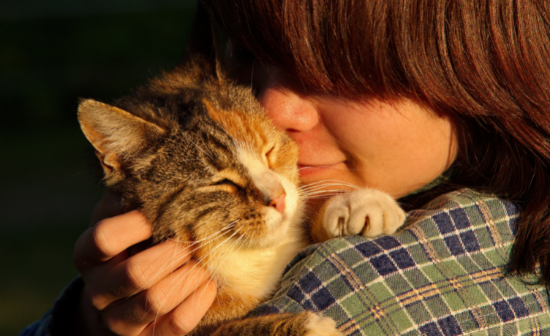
(73, 191), (217, 336)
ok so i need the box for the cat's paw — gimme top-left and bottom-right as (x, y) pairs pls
(304, 312), (343, 336)
(322, 188), (406, 238)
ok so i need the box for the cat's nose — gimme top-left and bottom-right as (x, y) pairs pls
(268, 193), (286, 214)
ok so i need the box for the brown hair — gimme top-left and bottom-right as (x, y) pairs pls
(201, 0), (550, 286)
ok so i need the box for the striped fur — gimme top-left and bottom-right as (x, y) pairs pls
(78, 56), (341, 335)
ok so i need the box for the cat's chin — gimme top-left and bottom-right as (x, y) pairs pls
(234, 219), (294, 250)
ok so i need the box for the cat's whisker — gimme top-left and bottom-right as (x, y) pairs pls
(304, 193), (346, 199)
(131, 232), (223, 333)
(194, 269), (215, 310)
(301, 187), (348, 194)
(301, 205), (322, 220)
(301, 189), (349, 196)
(168, 222), (235, 245)
(191, 232), (249, 312)
(196, 232), (246, 304)
(297, 166), (363, 173)
(194, 226), (244, 265)
(148, 226), (246, 325)
(302, 179), (359, 185)
(162, 224), (238, 288)
(220, 232), (247, 266)
(300, 180), (360, 190)
(162, 225), (233, 268)
(132, 225), (237, 300)
(301, 183), (357, 190)
(178, 226), (244, 286)
(166, 231), (246, 309)
(301, 187), (359, 195)
(301, 187), (346, 194)
(302, 189), (347, 195)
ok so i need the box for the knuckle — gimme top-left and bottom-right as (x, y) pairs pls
(103, 315), (132, 336)
(124, 259), (148, 291)
(73, 242), (87, 271)
(168, 316), (194, 336)
(89, 288), (111, 311)
(143, 288), (168, 316)
(92, 220), (116, 257)
(73, 228), (96, 270)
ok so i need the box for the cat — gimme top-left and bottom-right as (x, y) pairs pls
(78, 52), (405, 336)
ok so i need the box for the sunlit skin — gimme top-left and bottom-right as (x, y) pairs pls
(257, 67), (458, 207)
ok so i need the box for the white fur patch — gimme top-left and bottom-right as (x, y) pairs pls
(205, 145), (305, 299)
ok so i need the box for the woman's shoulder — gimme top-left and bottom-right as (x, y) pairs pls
(415, 188), (519, 224)
(254, 188), (550, 335)
(402, 187), (520, 249)
(288, 188), (521, 272)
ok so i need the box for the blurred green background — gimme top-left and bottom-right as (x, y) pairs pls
(1, 1), (196, 334)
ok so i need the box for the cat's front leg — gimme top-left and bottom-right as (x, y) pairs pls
(312, 188), (406, 241)
(211, 311), (342, 336)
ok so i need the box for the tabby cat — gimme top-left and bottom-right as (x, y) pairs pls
(78, 53), (405, 335)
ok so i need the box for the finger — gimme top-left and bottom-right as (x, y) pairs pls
(74, 210), (152, 270)
(88, 239), (195, 310)
(143, 278), (218, 336)
(90, 191), (126, 227)
(101, 262), (214, 335)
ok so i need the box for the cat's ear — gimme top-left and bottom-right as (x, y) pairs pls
(186, 1), (226, 83)
(78, 99), (166, 175)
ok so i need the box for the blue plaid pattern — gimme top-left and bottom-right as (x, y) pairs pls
(250, 189), (550, 335)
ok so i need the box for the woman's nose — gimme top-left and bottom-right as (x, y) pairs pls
(258, 71), (319, 133)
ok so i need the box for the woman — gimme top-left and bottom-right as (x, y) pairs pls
(22, 0), (550, 335)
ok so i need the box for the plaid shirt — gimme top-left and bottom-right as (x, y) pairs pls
(21, 189), (550, 335)
(250, 189), (550, 335)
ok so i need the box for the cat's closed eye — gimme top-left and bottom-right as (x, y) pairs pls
(212, 178), (243, 191)
(204, 171), (247, 195)
(263, 145), (276, 167)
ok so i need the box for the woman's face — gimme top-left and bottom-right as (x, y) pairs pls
(257, 67), (457, 199)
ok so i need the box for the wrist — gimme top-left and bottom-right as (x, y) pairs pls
(48, 278), (115, 336)
(76, 285), (118, 336)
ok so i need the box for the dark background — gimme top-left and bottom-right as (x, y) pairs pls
(1, 1), (196, 334)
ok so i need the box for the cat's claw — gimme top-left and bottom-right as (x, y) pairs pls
(304, 312), (343, 336)
(323, 188), (406, 238)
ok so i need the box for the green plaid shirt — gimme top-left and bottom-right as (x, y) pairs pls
(250, 189), (550, 335)
(21, 189), (550, 335)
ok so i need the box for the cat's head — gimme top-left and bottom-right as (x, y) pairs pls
(78, 61), (302, 254)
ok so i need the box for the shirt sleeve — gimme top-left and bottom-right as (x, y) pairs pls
(250, 189), (550, 335)
(19, 277), (85, 336)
